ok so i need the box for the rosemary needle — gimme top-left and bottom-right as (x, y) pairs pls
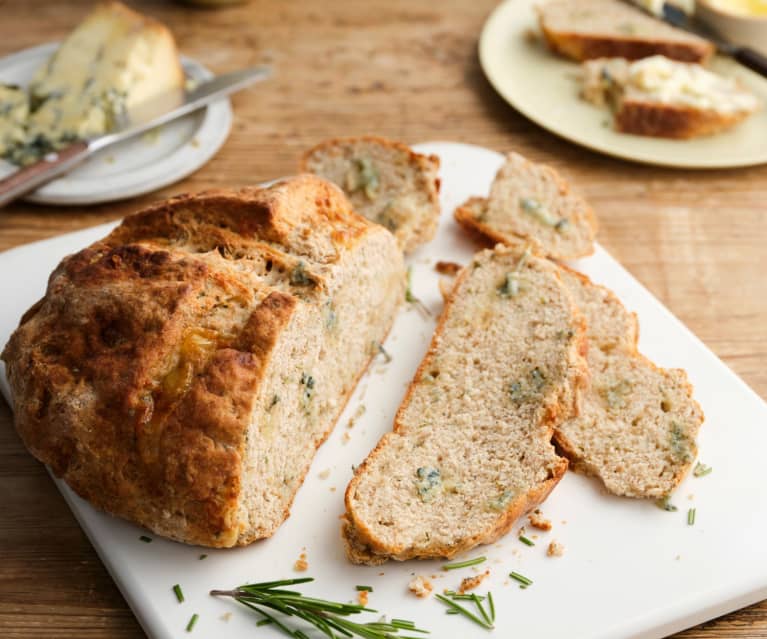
(211, 578), (429, 639)
(435, 594), (493, 630)
(186, 613), (198, 632)
(405, 267), (431, 317)
(355, 585), (373, 592)
(487, 591), (496, 623)
(173, 584), (184, 603)
(139, 535), (152, 543)
(518, 535), (535, 547)
(688, 508), (696, 526)
(509, 571), (533, 587)
(442, 556), (487, 571)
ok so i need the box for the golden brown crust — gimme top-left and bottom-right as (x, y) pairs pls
(615, 100), (752, 139)
(540, 26), (714, 63)
(1, 176), (379, 547)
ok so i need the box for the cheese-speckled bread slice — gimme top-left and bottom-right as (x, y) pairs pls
(581, 56), (760, 139)
(300, 136), (441, 253)
(454, 153), (597, 260)
(537, 0), (714, 63)
(2, 175), (405, 547)
(342, 245), (588, 564)
(554, 268), (704, 498)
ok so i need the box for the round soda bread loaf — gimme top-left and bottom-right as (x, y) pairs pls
(342, 245), (588, 564)
(300, 136), (441, 254)
(537, 0), (714, 63)
(554, 267), (704, 498)
(454, 152), (597, 260)
(1, 175), (405, 547)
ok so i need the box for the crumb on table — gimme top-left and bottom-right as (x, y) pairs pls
(458, 570), (490, 593)
(358, 590), (369, 606)
(408, 575), (433, 598)
(529, 509), (552, 531)
(318, 468), (331, 480)
(294, 551), (309, 571)
(435, 261), (463, 276)
(547, 541), (565, 557)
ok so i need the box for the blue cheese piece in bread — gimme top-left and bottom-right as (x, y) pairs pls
(5, 1), (184, 165)
(0, 85), (29, 158)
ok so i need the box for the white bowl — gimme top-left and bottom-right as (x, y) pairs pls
(696, 0), (767, 55)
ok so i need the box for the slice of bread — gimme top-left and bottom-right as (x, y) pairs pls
(537, 0), (714, 63)
(300, 136), (441, 254)
(554, 268), (704, 498)
(454, 153), (597, 261)
(342, 245), (589, 564)
(582, 56), (760, 139)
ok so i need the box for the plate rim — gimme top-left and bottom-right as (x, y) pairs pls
(0, 42), (233, 205)
(478, 0), (767, 170)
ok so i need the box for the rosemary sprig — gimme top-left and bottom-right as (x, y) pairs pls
(509, 571), (533, 588)
(211, 578), (429, 639)
(442, 555), (486, 571)
(435, 594), (493, 630)
(693, 462), (713, 477)
(405, 267), (431, 318)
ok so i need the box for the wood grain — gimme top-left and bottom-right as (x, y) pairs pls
(0, 0), (765, 636)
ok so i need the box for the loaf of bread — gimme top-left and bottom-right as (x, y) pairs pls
(581, 55), (760, 139)
(454, 152), (597, 261)
(300, 136), (441, 253)
(554, 267), (704, 498)
(342, 245), (588, 564)
(1, 175), (405, 547)
(537, 0), (714, 64)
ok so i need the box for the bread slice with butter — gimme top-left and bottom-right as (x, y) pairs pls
(581, 55), (760, 138)
(342, 245), (587, 564)
(4, 1), (184, 165)
(454, 152), (597, 261)
(2, 175), (405, 547)
(537, 0), (714, 63)
(300, 136), (441, 254)
(554, 267), (704, 498)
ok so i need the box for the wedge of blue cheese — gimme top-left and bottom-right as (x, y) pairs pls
(3, 1), (184, 165)
(0, 85), (29, 158)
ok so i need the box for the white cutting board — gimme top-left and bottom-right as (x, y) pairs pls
(1, 142), (766, 639)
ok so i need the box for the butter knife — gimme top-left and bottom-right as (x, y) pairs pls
(0, 65), (271, 208)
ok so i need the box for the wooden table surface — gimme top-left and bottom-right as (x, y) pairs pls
(1, 0), (766, 637)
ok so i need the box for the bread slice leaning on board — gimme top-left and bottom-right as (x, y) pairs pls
(536, 0), (714, 63)
(343, 245), (588, 564)
(1, 175), (405, 547)
(454, 152), (597, 261)
(554, 267), (704, 498)
(300, 136), (441, 254)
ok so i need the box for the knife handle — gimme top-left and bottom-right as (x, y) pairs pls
(734, 47), (767, 80)
(0, 140), (90, 208)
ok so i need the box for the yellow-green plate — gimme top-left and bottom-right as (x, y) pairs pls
(479, 0), (767, 169)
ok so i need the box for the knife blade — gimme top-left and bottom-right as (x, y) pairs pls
(0, 65), (271, 208)
(628, 1), (767, 78)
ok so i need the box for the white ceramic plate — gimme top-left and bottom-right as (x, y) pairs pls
(1, 142), (766, 639)
(0, 43), (232, 205)
(479, 0), (767, 169)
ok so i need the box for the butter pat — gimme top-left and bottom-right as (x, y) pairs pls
(4, 1), (184, 165)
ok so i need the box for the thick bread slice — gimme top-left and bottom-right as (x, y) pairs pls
(582, 56), (760, 139)
(2, 175), (405, 547)
(300, 136), (441, 253)
(454, 153), (597, 260)
(342, 245), (588, 564)
(554, 268), (703, 498)
(537, 0), (714, 63)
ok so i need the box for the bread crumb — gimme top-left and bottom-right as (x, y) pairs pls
(358, 590), (369, 606)
(524, 27), (539, 44)
(561, 520), (567, 525)
(379, 572), (385, 576)
(408, 575), (433, 598)
(435, 261), (462, 276)
(458, 570), (490, 593)
(330, 486), (337, 492)
(318, 468), (331, 480)
(220, 612), (232, 622)
(347, 404), (366, 428)
(294, 552), (309, 571)
(547, 541), (565, 557)
(529, 509), (552, 531)
(688, 493), (694, 500)
(342, 432), (351, 444)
